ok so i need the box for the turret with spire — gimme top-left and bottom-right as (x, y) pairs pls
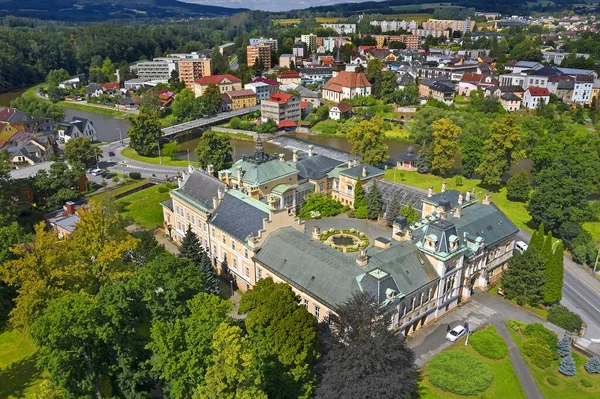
(332, 47), (346, 77)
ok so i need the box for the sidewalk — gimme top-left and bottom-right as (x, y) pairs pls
(154, 229), (180, 255)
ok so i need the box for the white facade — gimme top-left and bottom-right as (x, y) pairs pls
(58, 119), (97, 142)
(244, 82), (270, 103)
(572, 80), (593, 105)
(321, 24), (356, 35)
(542, 51), (590, 64)
(500, 72), (548, 89)
(323, 37), (336, 52)
(301, 34), (317, 53)
(322, 85), (371, 102)
(370, 20), (419, 32)
(136, 59), (177, 81)
(522, 89), (550, 109)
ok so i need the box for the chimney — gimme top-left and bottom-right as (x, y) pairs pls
(213, 197), (219, 209)
(347, 160), (352, 168)
(217, 187), (224, 200)
(278, 153), (285, 162)
(308, 145), (313, 157)
(353, 159), (358, 167)
(312, 226), (321, 240)
(428, 186), (433, 197)
(207, 164), (214, 175)
(237, 166), (242, 183)
(356, 248), (368, 267)
(362, 166), (367, 178)
(64, 201), (76, 215)
(441, 182), (446, 192)
(267, 194), (276, 210)
(483, 193), (491, 205)
(454, 207), (462, 218)
(466, 190), (471, 202)
(292, 149), (298, 162)
(458, 194), (463, 205)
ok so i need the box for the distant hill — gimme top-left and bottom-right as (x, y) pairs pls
(0, 0), (248, 21)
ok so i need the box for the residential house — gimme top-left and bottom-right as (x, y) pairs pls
(45, 200), (87, 238)
(296, 67), (332, 84)
(522, 86), (550, 109)
(331, 163), (385, 207)
(300, 101), (313, 119)
(279, 54), (294, 69)
(485, 85), (525, 99)
(322, 71), (372, 102)
(542, 51), (590, 64)
(329, 102), (352, 121)
(58, 117), (97, 142)
(500, 92), (522, 112)
(8, 137), (56, 167)
(572, 74), (594, 106)
(503, 60), (543, 74)
(194, 74), (242, 97)
(293, 42), (306, 58)
(86, 83), (103, 98)
(101, 82), (120, 95)
(261, 92), (301, 124)
(277, 70), (302, 85)
(419, 79), (455, 105)
(244, 82), (271, 103)
(279, 83), (321, 107)
(222, 89), (257, 111)
(457, 73), (499, 96)
(252, 78), (280, 97)
(0, 121), (19, 145)
(0, 108), (53, 134)
(59, 75), (85, 89)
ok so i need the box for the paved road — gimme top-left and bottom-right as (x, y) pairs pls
(516, 229), (600, 339)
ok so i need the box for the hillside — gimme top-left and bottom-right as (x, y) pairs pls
(0, 0), (248, 21)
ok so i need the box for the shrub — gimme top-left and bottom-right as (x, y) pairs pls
(157, 185), (170, 193)
(129, 172), (142, 180)
(428, 351), (493, 395)
(112, 176), (120, 183)
(585, 356), (600, 374)
(559, 354), (577, 376)
(470, 326), (509, 360)
(557, 336), (571, 357)
(548, 305), (583, 333)
(580, 378), (593, 388)
(356, 205), (368, 219)
(523, 338), (555, 369)
(507, 319), (527, 332)
(546, 376), (560, 386)
(454, 175), (463, 187)
(523, 323), (558, 352)
(298, 193), (343, 219)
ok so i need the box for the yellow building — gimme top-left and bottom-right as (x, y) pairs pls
(224, 89), (257, 111)
(193, 74), (242, 97)
(0, 121), (18, 145)
(330, 162), (385, 207)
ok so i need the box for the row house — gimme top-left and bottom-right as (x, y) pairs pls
(457, 73), (499, 96)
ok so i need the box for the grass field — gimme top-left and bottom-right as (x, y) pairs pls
(90, 179), (151, 200)
(0, 328), (48, 398)
(509, 324), (600, 398)
(272, 18), (301, 25)
(419, 329), (526, 399)
(272, 17), (348, 25)
(385, 169), (534, 233)
(121, 147), (196, 167)
(385, 124), (411, 140)
(117, 184), (171, 229)
(56, 101), (126, 117)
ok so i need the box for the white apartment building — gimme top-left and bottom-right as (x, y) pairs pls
(321, 23), (356, 35)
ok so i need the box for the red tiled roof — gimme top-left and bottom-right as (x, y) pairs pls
(194, 74), (241, 85)
(0, 108), (17, 122)
(267, 92), (295, 104)
(253, 77), (279, 86)
(0, 140), (6, 148)
(102, 82), (119, 89)
(227, 89), (256, 98)
(359, 46), (376, 52)
(460, 73), (483, 83)
(527, 86), (550, 96)
(323, 71), (371, 93)
(278, 70), (301, 78)
(277, 120), (297, 128)
(300, 101), (311, 109)
(333, 102), (352, 113)
(220, 93), (231, 102)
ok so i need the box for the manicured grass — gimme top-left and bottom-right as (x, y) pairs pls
(0, 328), (48, 398)
(385, 124), (411, 141)
(121, 147), (196, 167)
(56, 101), (126, 117)
(384, 169), (534, 233)
(116, 184), (171, 229)
(90, 179), (151, 199)
(419, 333), (526, 399)
(508, 324), (600, 398)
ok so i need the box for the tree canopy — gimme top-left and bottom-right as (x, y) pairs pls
(195, 130), (233, 173)
(347, 117), (388, 166)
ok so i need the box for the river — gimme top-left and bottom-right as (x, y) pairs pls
(0, 89), (26, 108)
(63, 109), (131, 143)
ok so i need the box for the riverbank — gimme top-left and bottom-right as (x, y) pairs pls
(121, 147), (197, 167)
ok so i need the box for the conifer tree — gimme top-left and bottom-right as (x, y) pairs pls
(544, 241), (564, 304)
(353, 177), (366, 210)
(557, 336), (571, 357)
(366, 182), (384, 220)
(585, 356), (600, 374)
(559, 354), (577, 376)
(529, 223), (545, 252)
(179, 225), (203, 265)
(385, 196), (401, 227)
(541, 231), (553, 262)
(200, 251), (220, 296)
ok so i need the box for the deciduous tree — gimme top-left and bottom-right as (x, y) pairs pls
(195, 130), (233, 173)
(64, 137), (102, 167)
(347, 117), (388, 166)
(162, 141), (182, 160)
(431, 118), (460, 176)
(46, 69), (70, 87)
(506, 170), (531, 202)
(202, 83), (222, 116)
(128, 108), (162, 157)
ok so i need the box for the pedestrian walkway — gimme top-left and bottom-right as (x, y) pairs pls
(495, 322), (543, 399)
(154, 229), (179, 255)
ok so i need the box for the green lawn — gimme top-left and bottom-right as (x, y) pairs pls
(419, 330), (526, 399)
(454, 95), (470, 105)
(159, 114), (178, 127)
(508, 324), (600, 398)
(56, 101), (126, 117)
(116, 184), (171, 229)
(385, 124), (411, 141)
(0, 328), (48, 398)
(121, 147), (196, 167)
(89, 179), (151, 200)
(385, 170), (534, 233)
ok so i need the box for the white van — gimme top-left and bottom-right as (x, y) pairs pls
(515, 241), (528, 254)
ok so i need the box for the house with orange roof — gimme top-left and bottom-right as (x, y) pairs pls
(321, 70), (372, 102)
(193, 74), (242, 97)
(261, 92), (301, 124)
(277, 70), (302, 85)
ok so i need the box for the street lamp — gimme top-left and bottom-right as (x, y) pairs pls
(593, 246), (600, 276)
(116, 128), (123, 147)
(157, 139), (162, 165)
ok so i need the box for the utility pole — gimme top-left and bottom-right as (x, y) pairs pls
(157, 139), (162, 165)
(593, 247), (599, 276)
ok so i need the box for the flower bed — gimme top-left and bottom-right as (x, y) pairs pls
(318, 228), (369, 253)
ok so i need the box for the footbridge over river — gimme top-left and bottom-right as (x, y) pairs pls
(161, 106), (260, 137)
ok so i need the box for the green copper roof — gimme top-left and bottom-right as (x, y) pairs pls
(233, 158), (297, 186)
(341, 164), (385, 179)
(326, 165), (346, 179)
(271, 183), (295, 195)
(226, 189), (272, 214)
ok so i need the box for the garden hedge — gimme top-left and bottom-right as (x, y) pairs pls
(523, 323), (558, 352)
(470, 326), (509, 360)
(547, 305), (583, 333)
(428, 351), (493, 395)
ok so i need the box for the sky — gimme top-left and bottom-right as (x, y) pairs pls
(180, 0), (379, 12)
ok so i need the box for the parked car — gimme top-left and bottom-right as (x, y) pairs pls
(446, 325), (466, 342)
(108, 151), (116, 156)
(104, 173), (116, 179)
(91, 168), (104, 176)
(86, 168), (94, 174)
(515, 241), (528, 254)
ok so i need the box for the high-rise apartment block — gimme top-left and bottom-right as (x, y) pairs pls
(247, 44), (272, 69)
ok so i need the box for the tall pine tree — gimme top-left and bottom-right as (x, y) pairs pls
(541, 231), (553, 262)
(502, 250), (546, 306)
(179, 225), (203, 265)
(366, 182), (384, 220)
(353, 177), (366, 210)
(529, 223), (546, 252)
(200, 251), (220, 295)
(385, 196), (401, 227)
(544, 241), (564, 304)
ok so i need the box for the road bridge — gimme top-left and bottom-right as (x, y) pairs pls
(161, 106), (260, 137)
